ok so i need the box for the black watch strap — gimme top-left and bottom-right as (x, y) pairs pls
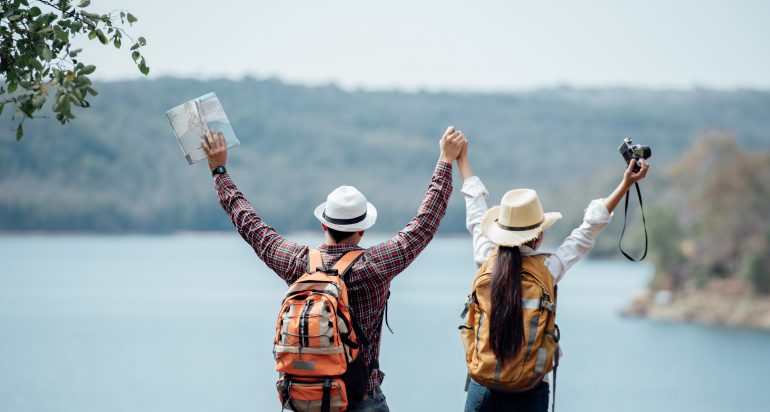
(211, 166), (227, 177)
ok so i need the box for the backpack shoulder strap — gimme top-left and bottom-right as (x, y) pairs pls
(331, 249), (364, 277)
(308, 248), (324, 273)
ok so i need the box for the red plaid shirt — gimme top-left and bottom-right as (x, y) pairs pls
(214, 161), (453, 393)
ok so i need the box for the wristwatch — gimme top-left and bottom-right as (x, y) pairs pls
(211, 165), (227, 177)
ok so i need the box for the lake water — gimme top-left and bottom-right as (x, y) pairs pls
(1, 234), (769, 412)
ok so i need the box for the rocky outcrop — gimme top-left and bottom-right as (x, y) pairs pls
(622, 279), (770, 331)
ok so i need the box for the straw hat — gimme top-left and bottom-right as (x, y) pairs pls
(314, 186), (377, 232)
(480, 189), (562, 247)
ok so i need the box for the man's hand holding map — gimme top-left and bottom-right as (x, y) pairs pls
(166, 92), (239, 165)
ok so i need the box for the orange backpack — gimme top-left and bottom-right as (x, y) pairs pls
(459, 252), (561, 397)
(275, 249), (367, 412)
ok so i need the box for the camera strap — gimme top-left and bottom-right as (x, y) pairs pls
(619, 182), (648, 261)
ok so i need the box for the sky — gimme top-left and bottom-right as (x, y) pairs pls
(79, 0), (770, 91)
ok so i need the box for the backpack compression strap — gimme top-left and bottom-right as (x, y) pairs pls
(330, 250), (364, 277)
(331, 250), (368, 345)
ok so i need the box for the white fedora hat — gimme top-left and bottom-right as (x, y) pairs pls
(480, 189), (562, 247)
(314, 186), (377, 232)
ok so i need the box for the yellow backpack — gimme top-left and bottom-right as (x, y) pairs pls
(459, 251), (560, 394)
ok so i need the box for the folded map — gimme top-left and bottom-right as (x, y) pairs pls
(166, 92), (239, 165)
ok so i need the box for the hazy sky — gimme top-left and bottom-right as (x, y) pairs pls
(81, 0), (770, 91)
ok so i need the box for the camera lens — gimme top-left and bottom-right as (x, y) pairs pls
(632, 145), (651, 160)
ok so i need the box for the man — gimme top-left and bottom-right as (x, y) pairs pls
(202, 127), (466, 411)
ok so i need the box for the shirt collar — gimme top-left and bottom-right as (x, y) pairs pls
(519, 245), (552, 257)
(318, 243), (363, 253)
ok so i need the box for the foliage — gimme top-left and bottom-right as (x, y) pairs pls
(657, 135), (770, 294)
(0, 0), (148, 140)
(646, 206), (686, 290)
(740, 250), (770, 296)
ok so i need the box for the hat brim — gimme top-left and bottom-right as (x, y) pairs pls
(480, 206), (562, 247)
(314, 202), (378, 232)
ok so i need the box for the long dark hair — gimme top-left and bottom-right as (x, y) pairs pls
(489, 239), (538, 362)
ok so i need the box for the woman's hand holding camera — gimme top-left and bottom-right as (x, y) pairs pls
(622, 158), (650, 188)
(605, 158), (651, 213)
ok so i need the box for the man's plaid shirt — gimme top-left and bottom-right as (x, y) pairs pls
(214, 161), (453, 393)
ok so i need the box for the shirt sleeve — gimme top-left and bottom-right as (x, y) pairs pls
(215, 173), (307, 283)
(462, 176), (496, 267)
(367, 161), (453, 281)
(545, 198), (612, 283)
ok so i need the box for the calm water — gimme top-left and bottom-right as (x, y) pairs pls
(1, 234), (769, 412)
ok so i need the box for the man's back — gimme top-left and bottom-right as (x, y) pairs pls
(202, 125), (467, 409)
(213, 158), (453, 393)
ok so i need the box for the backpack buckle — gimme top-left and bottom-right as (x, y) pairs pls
(460, 295), (472, 319)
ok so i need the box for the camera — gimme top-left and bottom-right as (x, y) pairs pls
(618, 138), (651, 172)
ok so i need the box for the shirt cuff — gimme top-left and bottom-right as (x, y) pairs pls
(214, 172), (233, 191)
(436, 160), (452, 178)
(461, 176), (488, 198)
(585, 198), (612, 224)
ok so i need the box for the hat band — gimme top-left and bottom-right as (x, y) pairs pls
(495, 218), (544, 232)
(323, 210), (367, 225)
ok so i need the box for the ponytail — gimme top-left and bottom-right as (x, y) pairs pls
(489, 245), (524, 362)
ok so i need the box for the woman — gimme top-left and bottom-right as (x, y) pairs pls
(457, 142), (649, 412)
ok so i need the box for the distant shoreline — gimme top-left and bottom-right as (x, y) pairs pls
(622, 279), (770, 332)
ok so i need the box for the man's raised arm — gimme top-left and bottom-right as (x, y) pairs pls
(368, 127), (467, 280)
(203, 129), (306, 283)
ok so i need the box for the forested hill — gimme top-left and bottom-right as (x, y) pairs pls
(2, 78), (770, 244)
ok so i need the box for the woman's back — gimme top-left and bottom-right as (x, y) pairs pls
(461, 251), (559, 392)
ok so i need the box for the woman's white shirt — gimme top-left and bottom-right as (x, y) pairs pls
(461, 176), (612, 283)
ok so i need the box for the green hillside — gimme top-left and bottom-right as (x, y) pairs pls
(2, 78), (770, 255)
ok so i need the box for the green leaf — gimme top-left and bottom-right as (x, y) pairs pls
(59, 95), (71, 113)
(127, 13), (138, 24)
(53, 27), (67, 42)
(113, 37), (121, 48)
(131, 51), (140, 62)
(8, 82), (18, 94)
(41, 46), (53, 61)
(138, 57), (149, 75)
(32, 94), (46, 108)
(88, 30), (96, 40)
(80, 65), (96, 75)
(29, 6), (42, 17)
(69, 48), (83, 57)
(137, 36), (146, 46)
(78, 0), (91, 7)
(95, 29), (108, 45)
(16, 123), (23, 141)
(30, 59), (43, 71)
